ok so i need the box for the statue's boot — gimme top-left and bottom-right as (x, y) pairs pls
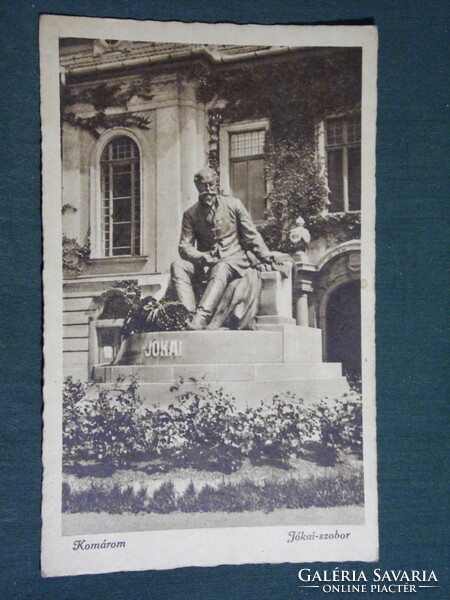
(187, 308), (209, 331)
(187, 277), (227, 330)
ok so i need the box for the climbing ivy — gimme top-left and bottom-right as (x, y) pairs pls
(308, 212), (361, 244)
(194, 48), (362, 251)
(62, 234), (91, 275)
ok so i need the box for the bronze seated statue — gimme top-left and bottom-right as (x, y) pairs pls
(168, 167), (291, 330)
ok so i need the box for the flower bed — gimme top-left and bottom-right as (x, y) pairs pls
(63, 378), (363, 472)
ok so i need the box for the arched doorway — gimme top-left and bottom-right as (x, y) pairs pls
(325, 280), (361, 378)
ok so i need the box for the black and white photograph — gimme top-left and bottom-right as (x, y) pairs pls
(41, 16), (378, 576)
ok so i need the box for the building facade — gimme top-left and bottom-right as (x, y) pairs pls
(60, 39), (362, 382)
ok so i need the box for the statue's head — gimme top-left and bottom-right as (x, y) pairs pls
(194, 167), (218, 204)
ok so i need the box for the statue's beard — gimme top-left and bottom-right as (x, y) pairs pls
(199, 191), (217, 205)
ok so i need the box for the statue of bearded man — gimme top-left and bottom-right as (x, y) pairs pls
(170, 167), (283, 330)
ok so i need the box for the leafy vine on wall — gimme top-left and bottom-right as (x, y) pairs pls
(309, 212), (361, 244)
(60, 77), (154, 137)
(193, 48), (362, 251)
(62, 234), (91, 275)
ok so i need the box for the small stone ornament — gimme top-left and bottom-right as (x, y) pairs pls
(289, 216), (311, 259)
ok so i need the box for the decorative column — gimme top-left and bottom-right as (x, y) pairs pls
(179, 79), (202, 210)
(295, 279), (314, 327)
(155, 99), (182, 272)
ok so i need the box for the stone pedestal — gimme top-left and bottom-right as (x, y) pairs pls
(93, 328), (348, 408)
(259, 270), (293, 320)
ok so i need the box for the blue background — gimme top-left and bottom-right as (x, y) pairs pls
(0, 1), (448, 598)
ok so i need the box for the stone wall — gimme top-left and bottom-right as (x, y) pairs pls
(62, 73), (208, 279)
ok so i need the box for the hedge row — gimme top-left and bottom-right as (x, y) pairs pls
(62, 470), (363, 514)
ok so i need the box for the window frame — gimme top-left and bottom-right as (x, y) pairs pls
(89, 128), (150, 260)
(319, 111), (361, 214)
(219, 119), (269, 223)
(100, 136), (141, 257)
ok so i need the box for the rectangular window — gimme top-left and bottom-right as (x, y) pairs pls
(229, 128), (266, 221)
(326, 115), (361, 212)
(97, 328), (122, 364)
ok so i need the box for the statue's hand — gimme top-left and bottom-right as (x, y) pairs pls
(256, 252), (286, 271)
(269, 252), (285, 266)
(256, 261), (272, 272)
(200, 253), (219, 267)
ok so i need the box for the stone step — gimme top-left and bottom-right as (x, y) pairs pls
(92, 377), (349, 408)
(93, 361), (342, 384)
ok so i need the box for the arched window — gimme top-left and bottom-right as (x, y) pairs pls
(100, 136), (141, 256)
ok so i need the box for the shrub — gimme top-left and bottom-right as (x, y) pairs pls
(178, 482), (198, 513)
(307, 393), (363, 464)
(62, 378), (363, 471)
(244, 393), (313, 462)
(63, 377), (90, 461)
(63, 377), (152, 466)
(151, 481), (177, 513)
(345, 370), (362, 394)
(120, 286), (189, 338)
(149, 381), (248, 473)
(147, 383), (318, 472)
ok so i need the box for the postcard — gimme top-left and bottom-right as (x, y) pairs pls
(40, 15), (378, 576)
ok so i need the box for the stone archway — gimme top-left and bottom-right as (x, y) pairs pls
(315, 240), (361, 378)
